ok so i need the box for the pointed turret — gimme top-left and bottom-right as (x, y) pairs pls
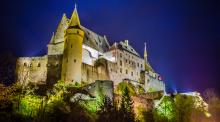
(54, 13), (69, 42)
(49, 32), (55, 43)
(144, 42), (154, 72)
(144, 42), (148, 60)
(69, 4), (81, 27)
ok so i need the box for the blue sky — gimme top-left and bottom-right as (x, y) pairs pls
(0, 0), (219, 93)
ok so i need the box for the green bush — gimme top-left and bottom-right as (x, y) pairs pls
(17, 94), (44, 117)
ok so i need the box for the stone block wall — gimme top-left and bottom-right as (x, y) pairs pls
(46, 55), (63, 85)
(81, 59), (109, 84)
(16, 56), (48, 85)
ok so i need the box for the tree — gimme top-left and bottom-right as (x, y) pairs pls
(204, 89), (220, 122)
(154, 96), (177, 122)
(119, 86), (135, 122)
(175, 94), (194, 122)
(0, 52), (16, 85)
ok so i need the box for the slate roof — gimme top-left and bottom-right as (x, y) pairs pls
(81, 26), (110, 53)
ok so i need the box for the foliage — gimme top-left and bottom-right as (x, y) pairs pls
(148, 87), (157, 93)
(136, 107), (154, 122)
(119, 86), (135, 121)
(174, 94), (194, 122)
(204, 89), (220, 121)
(0, 83), (22, 110)
(79, 85), (104, 113)
(16, 94), (44, 117)
(137, 85), (145, 94)
(153, 96), (177, 122)
(116, 81), (136, 96)
(0, 52), (16, 85)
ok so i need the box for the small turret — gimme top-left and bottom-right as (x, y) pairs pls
(69, 4), (80, 27)
(54, 13), (69, 42)
(61, 4), (85, 83)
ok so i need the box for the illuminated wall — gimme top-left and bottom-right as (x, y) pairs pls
(16, 56), (48, 85)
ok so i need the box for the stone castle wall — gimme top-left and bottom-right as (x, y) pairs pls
(46, 55), (63, 85)
(16, 56), (48, 85)
(81, 59), (109, 84)
(145, 73), (165, 92)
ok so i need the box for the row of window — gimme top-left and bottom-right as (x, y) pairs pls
(119, 52), (137, 59)
(110, 68), (139, 77)
(119, 60), (143, 68)
(24, 63), (41, 67)
(66, 58), (77, 63)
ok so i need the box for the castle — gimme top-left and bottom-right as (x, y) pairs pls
(16, 5), (165, 92)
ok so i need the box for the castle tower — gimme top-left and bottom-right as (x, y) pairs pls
(61, 5), (85, 83)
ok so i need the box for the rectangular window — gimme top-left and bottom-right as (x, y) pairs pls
(120, 60), (122, 66)
(126, 69), (128, 74)
(120, 53), (122, 58)
(120, 68), (122, 73)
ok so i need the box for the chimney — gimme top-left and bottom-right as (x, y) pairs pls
(125, 40), (129, 46)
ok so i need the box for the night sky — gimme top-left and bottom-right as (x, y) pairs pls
(0, 0), (219, 94)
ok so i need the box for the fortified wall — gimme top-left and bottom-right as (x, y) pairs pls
(16, 56), (48, 85)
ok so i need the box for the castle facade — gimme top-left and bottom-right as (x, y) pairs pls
(16, 6), (165, 92)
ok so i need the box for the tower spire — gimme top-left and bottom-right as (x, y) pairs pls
(75, 3), (77, 10)
(69, 3), (80, 27)
(144, 42), (148, 59)
(144, 42), (149, 71)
